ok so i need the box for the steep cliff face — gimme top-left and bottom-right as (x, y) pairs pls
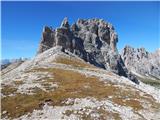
(37, 26), (56, 53)
(121, 46), (160, 79)
(37, 18), (138, 83)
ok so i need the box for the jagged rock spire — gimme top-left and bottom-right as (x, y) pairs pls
(37, 18), (139, 84)
(121, 46), (160, 79)
(43, 26), (52, 32)
(60, 17), (70, 28)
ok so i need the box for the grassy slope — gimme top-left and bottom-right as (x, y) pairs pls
(136, 76), (160, 89)
(1, 56), (160, 119)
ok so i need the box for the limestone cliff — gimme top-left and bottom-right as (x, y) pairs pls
(37, 18), (138, 84)
(121, 46), (160, 80)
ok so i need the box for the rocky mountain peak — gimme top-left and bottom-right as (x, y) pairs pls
(37, 18), (138, 84)
(60, 17), (70, 28)
(43, 26), (52, 33)
(121, 45), (160, 79)
(122, 45), (149, 60)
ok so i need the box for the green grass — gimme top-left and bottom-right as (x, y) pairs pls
(137, 76), (160, 88)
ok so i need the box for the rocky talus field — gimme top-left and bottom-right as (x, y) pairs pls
(1, 18), (160, 120)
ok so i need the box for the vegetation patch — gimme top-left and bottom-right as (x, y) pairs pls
(112, 98), (143, 111)
(13, 80), (24, 86)
(97, 108), (121, 120)
(137, 76), (160, 88)
(64, 107), (121, 120)
(1, 85), (17, 96)
(54, 56), (96, 68)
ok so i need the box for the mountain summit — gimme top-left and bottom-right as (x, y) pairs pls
(121, 46), (160, 80)
(37, 18), (138, 84)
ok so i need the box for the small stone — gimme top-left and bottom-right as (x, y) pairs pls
(2, 111), (7, 114)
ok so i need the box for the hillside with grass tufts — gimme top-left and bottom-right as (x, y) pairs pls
(1, 46), (160, 120)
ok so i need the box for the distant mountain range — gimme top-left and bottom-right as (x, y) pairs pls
(1, 58), (28, 65)
(1, 58), (28, 70)
(1, 59), (12, 65)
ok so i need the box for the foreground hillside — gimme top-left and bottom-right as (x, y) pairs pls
(1, 46), (160, 120)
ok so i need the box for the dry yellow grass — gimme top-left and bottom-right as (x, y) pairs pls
(112, 98), (143, 111)
(97, 108), (121, 120)
(1, 67), (159, 119)
(54, 56), (96, 68)
(64, 107), (122, 120)
(1, 85), (17, 96)
(13, 80), (24, 85)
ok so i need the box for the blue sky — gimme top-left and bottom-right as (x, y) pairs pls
(1, 1), (160, 59)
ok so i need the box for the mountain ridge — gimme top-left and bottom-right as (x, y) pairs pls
(121, 45), (160, 80)
(37, 17), (138, 84)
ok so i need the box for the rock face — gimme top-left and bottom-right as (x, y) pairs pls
(121, 46), (160, 79)
(37, 26), (56, 53)
(37, 18), (138, 84)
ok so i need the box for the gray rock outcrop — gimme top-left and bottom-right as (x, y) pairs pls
(37, 18), (139, 84)
(121, 46), (160, 79)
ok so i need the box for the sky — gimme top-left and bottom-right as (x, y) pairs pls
(1, 1), (160, 59)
